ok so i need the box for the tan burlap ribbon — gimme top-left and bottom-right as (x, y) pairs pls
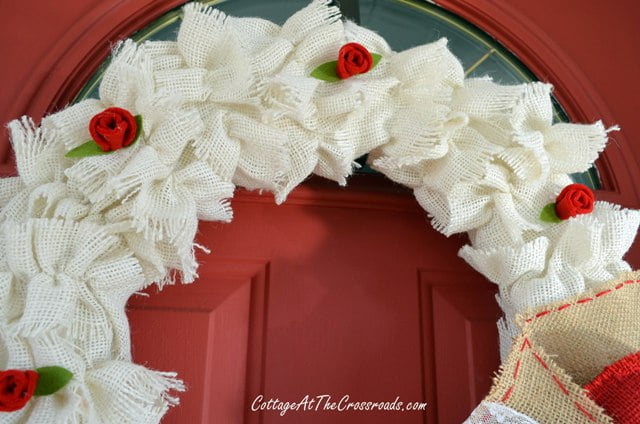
(484, 271), (640, 423)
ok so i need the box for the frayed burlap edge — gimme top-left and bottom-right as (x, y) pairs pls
(486, 332), (612, 423)
(516, 271), (640, 386)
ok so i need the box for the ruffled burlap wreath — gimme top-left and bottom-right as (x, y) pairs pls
(1, 1), (638, 422)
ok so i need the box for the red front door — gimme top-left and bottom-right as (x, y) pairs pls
(128, 177), (501, 423)
(4, 2), (639, 424)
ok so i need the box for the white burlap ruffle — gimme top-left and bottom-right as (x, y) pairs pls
(0, 1), (636, 422)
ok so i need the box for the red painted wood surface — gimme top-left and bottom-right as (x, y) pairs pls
(129, 176), (502, 423)
(1, 1), (639, 423)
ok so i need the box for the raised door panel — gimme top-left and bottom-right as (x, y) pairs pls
(128, 259), (269, 424)
(419, 271), (502, 423)
(128, 185), (501, 423)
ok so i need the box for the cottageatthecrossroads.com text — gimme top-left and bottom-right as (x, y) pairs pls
(251, 394), (428, 416)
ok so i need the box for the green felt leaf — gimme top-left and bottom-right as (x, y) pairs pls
(64, 140), (110, 158)
(539, 203), (562, 223)
(64, 115), (142, 158)
(133, 115), (143, 143)
(371, 53), (382, 68)
(311, 60), (341, 82)
(310, 53), (383, 82)
(34, 366), (73, 396)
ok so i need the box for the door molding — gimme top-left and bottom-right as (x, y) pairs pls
(437, 0), (640, 208)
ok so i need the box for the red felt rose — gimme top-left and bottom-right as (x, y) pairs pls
(0, 370), (39, 412)
(89, 107), (138, 152)
(554, 183), (595, 220)
(336, 43), (373, 79)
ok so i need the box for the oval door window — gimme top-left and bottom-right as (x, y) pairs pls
(75, 0), (599, 188)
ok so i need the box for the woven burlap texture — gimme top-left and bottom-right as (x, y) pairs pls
(482, 271), (640, 423)
(2, 1), (638, 422)
(0, 219), (185, 423)
(486, 333), (611, 423)
(460, 203), (640, 359)
(584, 351), (640, 424)
(515, 270), (640, 387)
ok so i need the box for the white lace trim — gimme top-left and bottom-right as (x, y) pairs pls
(464, 401), (539, 424)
